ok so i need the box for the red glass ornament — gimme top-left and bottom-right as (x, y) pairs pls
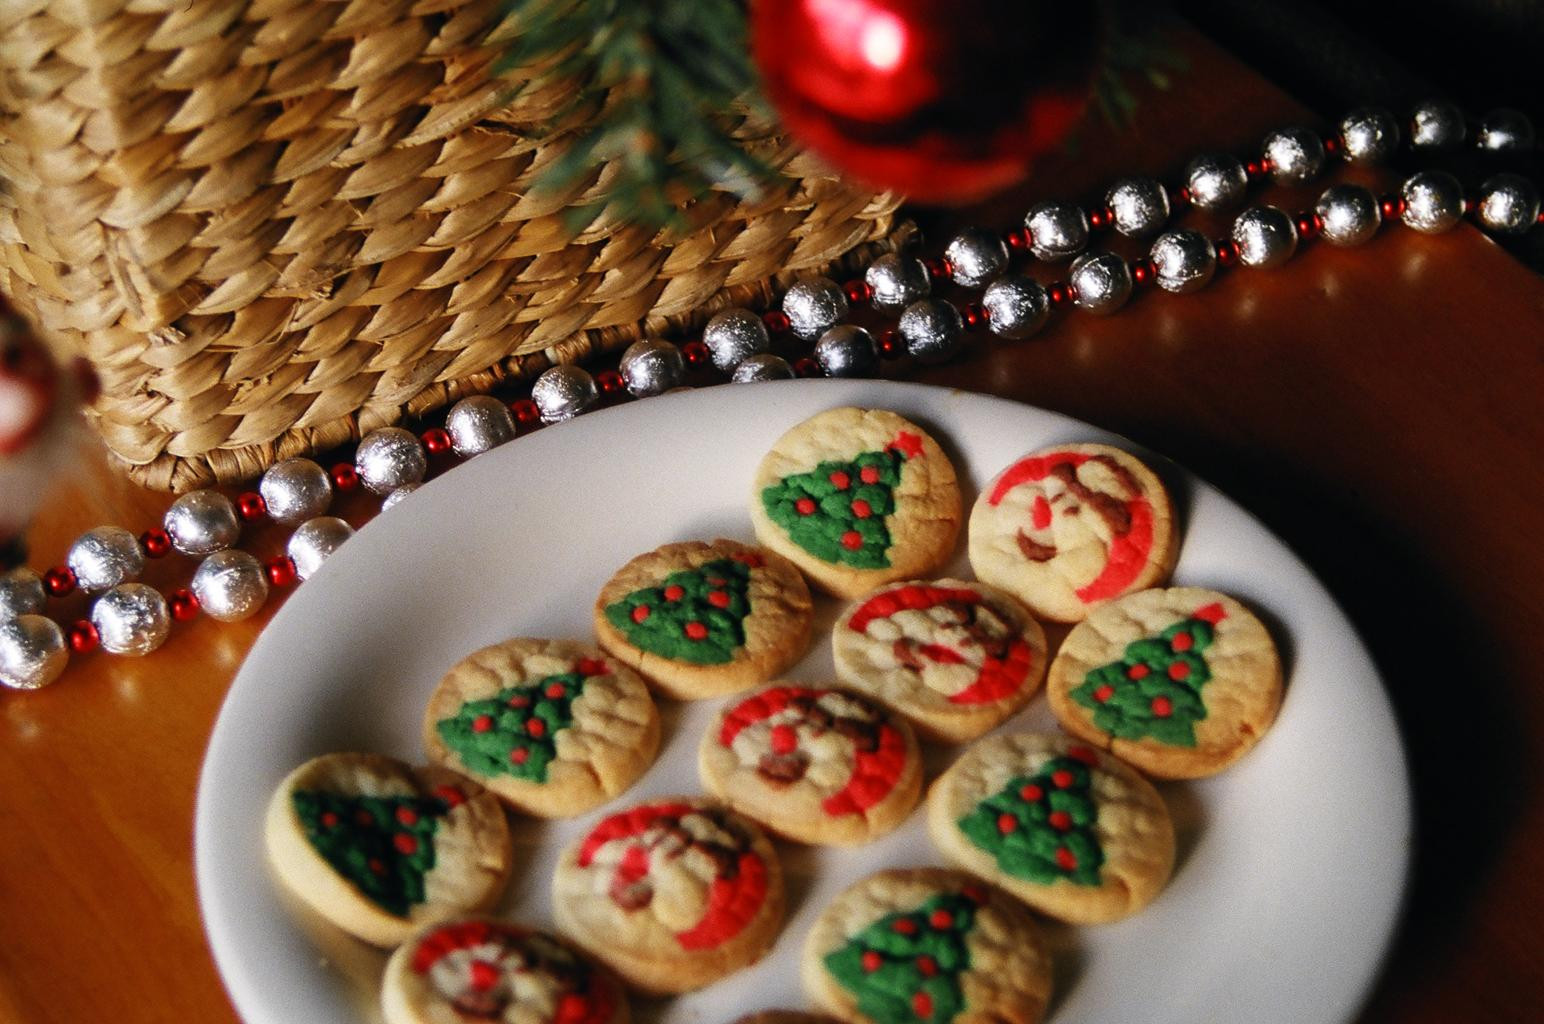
(266, 556), (298, 588)
(1005, 227), (1033, 252)
(682, 340), (711, 368)
(1295, 212), (1322, 240)
(1245, 159), (1266, 179)
(421, 428), (451, 455)
(236, 492), (266, 522)
(1047, 283), (1070, 307)
(331, 463), (359, 491)
(68, 620), (99, 654)
(793, 357), (822, 378)
(844, 279), (873, 304)
(595, 369), (625, 395)
(139, 528), (171, 558)
(763, 310), (792, 334)
(1215, 239), (1239, 266)
(1174, 186), (1192, 207)
(962, 302), (988, 329)
(509, 398), (541, 427)
(924, 257), (952, 281)
(1323, 135), (1341, 156)
(752, 0), (1100, 203)
(1380, 195), (1403, 220)
(169, 587), (200, 622)
(43, 566), (75, 598)
(1130, 258), (1155, 286)
(878, 328), (904, 359)
(1087, 206), (1113, 230)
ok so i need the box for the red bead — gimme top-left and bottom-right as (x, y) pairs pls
(962, 302), (988, 329)
(1005, 227), (1033, 252)
(1152, 695), (1174, 717)
(877, 328), (903, 359)
(266, 555), (298, 587)
(762, 310), (792, 334)
(67, 620), (98, 653)
(924, 257), (952, 280)
(1087, 205), (1114, 230)
(1175, 186), (1192, 206)
(843, 279), (872, 304)
(1380, 195), (1403, 220)
(1295, 212), (1322, 239)
(331, 463), (359, 491)
(682, 340), (711, 367)
(1047, 283), (1070, 307)
(169, 587), (200, 621)
(139, 528), (171, 558)
(1214, 239), (1239, 266)
(1130, 258), (1155, 286)
(236, 492), (266, 521)
(421, 427), (451, 455)
(793, 356), (822, 378)
(510, 398), (541, 426)
(595, 369), (625, 395)
(1324, 135), (1341, 155)
(43, 566), (75, 598)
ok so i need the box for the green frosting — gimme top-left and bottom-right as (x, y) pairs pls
(824, 891), (978, 1024)
(1070, 615), (1216, 746)
(291, 790), (445, 915)
(957, 755), (1104, 886)
(761, 449), (905, 568)
(435, 671), (588, 782)
(602, 558), (751, 664)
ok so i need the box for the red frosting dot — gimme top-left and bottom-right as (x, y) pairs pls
(770, 724), (799, 755)
(1093, 684), (1115, 703)
(841, 530), (863, 550)
(472, 714), (494, 733)
(795, 497), (817, 516)
(891, 917), (919, 935)
(1128, 663), (1150, 680)
(556, 994), (592, 1024)
(433, 785), (465, 807)
(1067, 745), (1099, 766)
(546, 682), (566, 699)
(913, 992), (934, 1020)
(395, 806), (419, 826)
(368, 857), (386, 875)
(631, 605), (650, 623)
(961, 885), (987, 905)
(1169, 661), (1191, 681)
(355, 810), (375, 826)
(1055, 847), (1078, 871)
(684, 621), (708, 640)
(997, 812), (1018, 834)
(510, 747), (530, 765)
(861, 950), (882, 972)
(860, 465), (881, 484)
(1151, 696), (1174, 717)
(1051, 770), (1074, 789)
(393, 832), (419, 856)
(469, 960), (499, 992)
(916, 954), (938, 977)
(1171, 631), (1194, 652)
(829, 470), (851, 490)
(663, 584), (685, 601)
(708, 590), (731, 608)
(507, 694), (531, 708)
(321, 811), (339, 828)
(929, 909), (953, 929)
(1049, 810), (1073, 831)
(1019, 784), (1043, 802)
(527, 718), (546, 737)
(851, 498), (873, 519)
(576, 658), (608, 675)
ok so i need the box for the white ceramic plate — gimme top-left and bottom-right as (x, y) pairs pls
(196, 380), (1409, 1024)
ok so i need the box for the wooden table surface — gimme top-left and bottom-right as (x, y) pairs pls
(2, 26), (1540, 1024)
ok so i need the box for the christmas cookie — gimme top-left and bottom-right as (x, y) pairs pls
(732, 1015), (843, 1024)
(264, 753), (513, 947)
(424, 639), (659, 818)
(552, 797), (784, 994)
(802, 868), (1052, 1024)
(382, 917), (627, 1024)
(832, 579), (1048, 743)
(968, 444), (1177, 622)
(926, 733), (1174, 924)
(751, 407), (962, 599)
(594, 539), (814, 700)
(1045, 587), (1283, 778)
(699, 684), (923, 846)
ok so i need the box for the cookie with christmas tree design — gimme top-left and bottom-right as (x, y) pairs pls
(699, 684), (922, 845)
(424, 638), (659, 818)
(1046, 587), (1283, 778)
(926, 732), (1174, 924)
(594, 539), (814, 700)
(832, 579), (1049, 743)
(382, 916), (627, 1024)
(264, 753), (513, 947)
(552, 797), (785, 994)
(751, 407), (962, 599)
(968, 444), (1178, 622)
(802, 867), (1052, 1024)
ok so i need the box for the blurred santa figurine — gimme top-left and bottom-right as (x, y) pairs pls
(0, 295), (95, 569)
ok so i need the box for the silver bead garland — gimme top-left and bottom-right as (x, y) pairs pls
(1316, 185), (1382, 247)
(259, 458), (332, 525)
(814, 326), (879, 378)
(190, 550), (268, 623)
(1409, 100), (1466, 151)
(445, 396), (516, 457)
(1184, 153), (1248, 211)
(702, 309), (770, 372)
(1476, 174), (1541, 236)
(0, 615), (66, 689)
(531, 365), (598, 424)
(982, 277), (1049, 339)
(1150, 230), (1217, 293)
(618, 338), (686, 397)
(1069, 253), (1132, 315)
(65, 526), (144, 593)
(1339, 107), (1399, 164)
(355, 427), (428, 493)
(730, 353), (794, 383)
(0, 568), (45, 621)
(92, 583), (170, 656)
(288, 517), (354, 582)
(781, 278), (848, 340)
(899, 299), (964, 363)
(163, 491), (240, 557)
(1400, 171), (1465, 234)
(864, 253), (930, 312)
(1476, 108), (1535, 152)
(943, 229), (1009, 287)
(1263, 127), (1325, 185)
(1105, 178), (1170, 237)
(1231, 206), (1298, 269)
(381, 484), (419, 512)
(1024, 201), (1089, 261)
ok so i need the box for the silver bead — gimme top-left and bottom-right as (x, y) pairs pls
(1150, 230), (1217, 294)
(1400, 171), (1464, 234)
(288, 516), (354, 582)
(781, 278), (848, 341)
(981, 277), (1049, 339)
(91, 583), (170, 657)
(190, 550), (269, 623)
(0, 568), (45, 621)
(1476, 173), (1541, 235)
(1230, 206), (1298, 269)
(0, 615), (66, 689)
(702, 309), (770, 372)
(898, 299), (964, 363)
(381, 484), (419, 512)
(864, 253), (930, 312)
(1105, 178), (1170, 237)
(164, 490), (240, 556)
(1263, 127), (1325, 184)
(1410, 100), (1465, 151)
(814, 325), (878, 378)
(65, 526), (144, 593)
(1184, 153), (1248, 211)
(445, 396), (515, 458)
(259, 458), (332, 526)
(730, 353), (794, 383)
(1339, 107), (1399, 164)
(355, 427), (428, 492)
(618, 338), (686, 397)
(1024, 201), (1089, 261)
(1069, 252), (1132, 315)
(1315, 185), (1382, 247)
(943, 229), (1009, 287)
(1476, 108), (1534, 152)
(530, 365), (597, 424)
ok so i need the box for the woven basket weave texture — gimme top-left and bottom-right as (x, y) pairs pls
(0, 0), (904, 490)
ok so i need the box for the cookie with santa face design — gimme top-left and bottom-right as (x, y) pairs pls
(265, 753), (513, 948)
(552, 797), (784, 994)
(1045, 587), (1283, 779)
(751, 408), (962, 599)
(423, 638), (659, 818)
(594, 539), (814, 700)
(926, 732), (1175, 924)
(699, 684), (922, 845)
(832, 579), (1049, 743)
(802, 868), (1052, 1024)
(968, 444), (1177, 622)
(382, 917), (627, 1024)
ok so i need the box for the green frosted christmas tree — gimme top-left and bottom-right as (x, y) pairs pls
(603, 557), (754, 664)
(1070, 603), (1225, 747)
(823, 890), (980, 1024)
(957, 753), (1104, 887)
(761, 433), (921, 569)
(291, 790), (446, 915)
(436, 670), (590, 782)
